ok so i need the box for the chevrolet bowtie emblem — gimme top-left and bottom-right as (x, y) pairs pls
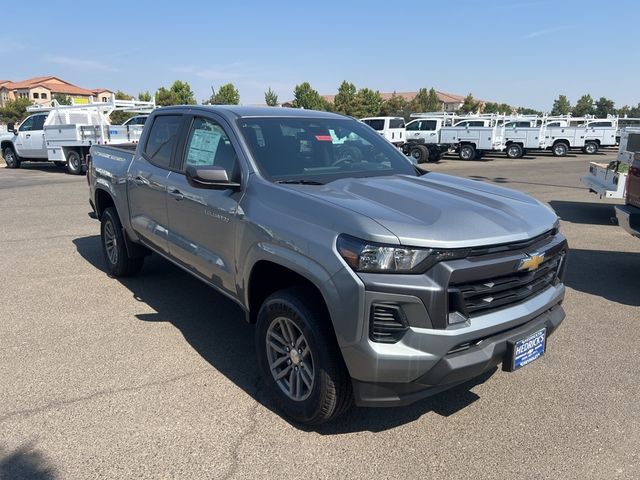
(518, 253), (545, 271)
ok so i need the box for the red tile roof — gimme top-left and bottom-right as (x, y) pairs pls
(0, 76), (96, 96)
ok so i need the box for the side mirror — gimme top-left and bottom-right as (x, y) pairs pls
(185, 165), (240, 190)
(6, 123), (15, 134)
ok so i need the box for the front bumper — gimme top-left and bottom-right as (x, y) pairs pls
(351, 302), (564, 407)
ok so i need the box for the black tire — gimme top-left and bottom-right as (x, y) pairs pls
(506, 143), (523, 159)
(552, 142), (569, 157)
(583, 141), (599, 154)
(459, 144), (476, 160)
(427, 146), (441, 162)
(409, 145), (429, 164)
(256, 286), (352, 426)
(475, 150), (484, 160)
(100, 207), (144, 277)
(66, 150), (83, 175)
(3, 146), (21, 168)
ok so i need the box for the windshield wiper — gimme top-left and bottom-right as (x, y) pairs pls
(275, 179), (325, 185)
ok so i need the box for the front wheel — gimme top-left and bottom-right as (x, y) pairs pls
(459, 145), (476, 160)
(66, 150), (83, 175)
(256, 287), (352, 426)
(506, 144), (523, 159)
(3, 146), (20, 168)
(100, 207), (144, 277)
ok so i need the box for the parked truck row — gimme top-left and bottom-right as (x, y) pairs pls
(361, 113), (627, 163)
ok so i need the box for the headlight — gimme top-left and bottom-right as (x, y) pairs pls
(336, 235), (468, 274)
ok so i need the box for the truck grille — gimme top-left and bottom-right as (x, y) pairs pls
(448, 251), (565, 318)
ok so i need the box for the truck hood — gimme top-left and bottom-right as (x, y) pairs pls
(300, 173), (558, 248)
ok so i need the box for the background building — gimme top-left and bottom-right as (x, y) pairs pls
(0, 76), (113, 107)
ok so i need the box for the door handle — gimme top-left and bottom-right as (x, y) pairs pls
(132, 175), (146, 185)
(168, 188), (184, 201)
(26, 134), (31, 138)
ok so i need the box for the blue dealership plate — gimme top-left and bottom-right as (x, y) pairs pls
(509, 328), (547, 371)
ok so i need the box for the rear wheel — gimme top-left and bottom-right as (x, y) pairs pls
(66, 150), (83, 175)
(459, 145), (476, 160)
(256, 287), (352, 426)
(552, 142), (569, 157)
(583, 141), (599, 154)
(409, 145), (429, 164)
(506, 144), (523, 159)
(3, 146), (20, 168)
(100, 207), (144, 277)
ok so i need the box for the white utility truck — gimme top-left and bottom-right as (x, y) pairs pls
(543, 116), (618, 156)
(1, 96), (155, 174)
(580, 127), (640, 199)
(360, 117), (406, 146)
(403, 112), (505, 162)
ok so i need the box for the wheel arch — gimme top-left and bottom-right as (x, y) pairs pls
(246, 259), (332, 328)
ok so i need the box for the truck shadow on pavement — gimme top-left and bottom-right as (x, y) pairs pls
(4, 162), (67, 175)
(73, 235), (496, 432)
(0, 444), (57, 480)
(564, 249), (640, 306)
(549, 200), (619, 226)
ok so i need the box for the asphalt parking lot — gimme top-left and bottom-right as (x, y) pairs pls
(1, 150), (638, 480)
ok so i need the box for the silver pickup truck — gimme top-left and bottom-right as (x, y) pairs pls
(88, 106), (568, 426)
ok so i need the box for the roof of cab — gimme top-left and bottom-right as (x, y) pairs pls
(154, 105), (346, 120)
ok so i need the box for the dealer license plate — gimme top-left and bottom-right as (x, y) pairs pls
(510, 328), (546, 371)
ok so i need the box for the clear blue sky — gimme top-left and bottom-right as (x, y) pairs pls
(1, 0), (635, 110)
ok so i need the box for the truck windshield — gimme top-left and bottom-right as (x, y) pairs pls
(238, 117), (417, 184)
(362, 119), (385, 130)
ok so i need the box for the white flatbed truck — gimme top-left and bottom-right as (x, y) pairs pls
(1, 96), (155, 174)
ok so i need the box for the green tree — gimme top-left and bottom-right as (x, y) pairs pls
(381, 92), (409, 118)
(155, 87), (176, 106)
(291, 82), (325, 110)
(109, 90), (135, 124)
(264, 87), (278, 106)
(0, 98), (33, 124)
(483, 102), (499, 113)
(411, 88), (440, 113)
(52, 93), (71, 105)
(498, 103), (513, 113)
(517, 107), (543, 115)
(551, 95), (571, 115)
(617, 105), (631, 117)
(572, 94), (594, 116)
(138, 91), (152, 102)
(594, 97), (615, 118)
(207, 83), (240, 105)
(333, 81), (357, 115)
(354, 88), (383, 117)
(155, 80), (196, 106)
(459, 93), (480, 114)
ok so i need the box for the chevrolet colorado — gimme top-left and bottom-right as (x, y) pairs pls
(88, 106), (568, 425)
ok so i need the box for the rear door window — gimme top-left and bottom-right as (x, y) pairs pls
(420, 120), (437, 131)
(32, 115), (46, 130)
(389, 119), (405, 129)
(143, 115), (182, 169)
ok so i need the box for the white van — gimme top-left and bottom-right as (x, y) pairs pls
(360, 116), (405, 146)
